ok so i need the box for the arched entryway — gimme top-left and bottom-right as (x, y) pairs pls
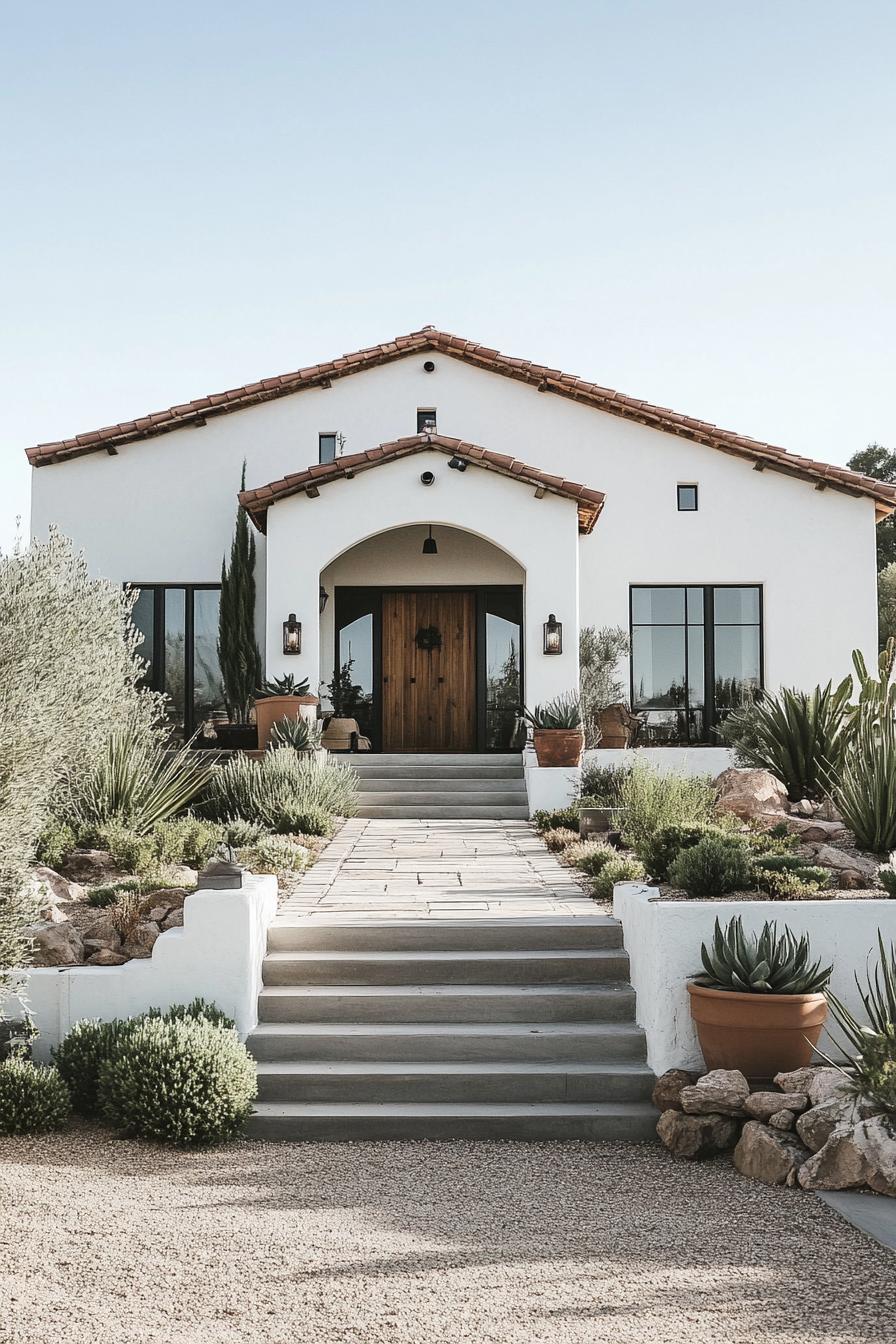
(320, 525), (526, 752)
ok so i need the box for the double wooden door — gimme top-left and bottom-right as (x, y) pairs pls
(382, 591), (476, 752)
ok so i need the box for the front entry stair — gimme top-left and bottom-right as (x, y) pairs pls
(245, 915), (656, 1141)
(352, 753), (528, 820)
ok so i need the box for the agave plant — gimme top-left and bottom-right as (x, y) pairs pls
(69, 729), (214, 834)
(520, 692), (583, 730)
(694, 915), (832, 995)
(268, 716), (322, 752)
(255, 674), (311, 699)
(821, 933), (896, 1113)
(721, 680), (852, 801)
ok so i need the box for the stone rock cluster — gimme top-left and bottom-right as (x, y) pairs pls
(654, 1065), (896, 1196)
(713, 768), (878, 889)
(21, 865), (188, 969)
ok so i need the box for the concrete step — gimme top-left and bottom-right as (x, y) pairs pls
(256, 983), (637, 1024)
(357, 776), (527, 793)
(245, 1100), (659, 1142)
(351, 754), (522, 768)
(262, 948), (630, 986)
(350, 763), (524, 780)
(356, 790), (527, 807)
(247, 1021), (648, 1063)
(254, 1060), (655, 1104)
(356, 804), (531, 819)
(267, 917), (624, 952)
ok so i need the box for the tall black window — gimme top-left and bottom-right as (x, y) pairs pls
(128, 584), (224, 738)
(630, 585), (762, 744)
(319, 433), (337, 464)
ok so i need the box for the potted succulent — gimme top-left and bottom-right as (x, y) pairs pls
(254, 674), (319, 749)
(687, 916), (831, 1077)
(521, 692), (585, 767)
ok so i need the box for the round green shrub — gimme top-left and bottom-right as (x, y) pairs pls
(591, 855), (646, 900)
(637, 822), (722, 882)
(97, 1016), (257, 1146)
(274, 805), (332, 837)
(35, 817), (78, 870)
(668, 834), (752, 898)
(222, 817), (264, 848)
(146, 998), (236, 1030)
(879, 867), (896, 898)
(533, 806), (580, 833)
(565, 841), (618, 877)
(0, 1057), (72, 1135)
(541, 826), (580, 853)
(52, 1018), (138, 1116)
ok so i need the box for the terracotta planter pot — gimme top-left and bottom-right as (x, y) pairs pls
(687, 981), (828, 1079)
(532, 728), (585, 767)
(254, 694), (319, 750)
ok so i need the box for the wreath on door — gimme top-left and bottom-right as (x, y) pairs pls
(415, 625), (442, 652)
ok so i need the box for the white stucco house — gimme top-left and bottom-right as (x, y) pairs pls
(27, 326), (895, 757)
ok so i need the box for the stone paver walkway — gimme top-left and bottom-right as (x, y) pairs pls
(279, 818), (597, 922)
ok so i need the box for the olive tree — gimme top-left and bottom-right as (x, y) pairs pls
(0, 529), (158, 992)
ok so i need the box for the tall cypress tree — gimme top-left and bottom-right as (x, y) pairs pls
(218, 463), (262, 724)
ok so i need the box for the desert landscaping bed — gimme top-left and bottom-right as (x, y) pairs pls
(1, 1126), (893, 1344)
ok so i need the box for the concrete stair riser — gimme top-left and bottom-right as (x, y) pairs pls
(357, 804), (531, 819)
(246, 1022), (648, 1064)
(262, 948), (631, 986)
(357, 790), (527, 806)
(351, 754), (522, 767)
(245, 1102), (659, 1142)
(351, 764), (524, 780)
(266, 918), (624, 952)
(254, 1061), (655, 1104)
(357, 778), (526, 793)
(257, 983), (637, 1025)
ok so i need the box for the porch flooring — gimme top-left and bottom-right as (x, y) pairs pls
(278, 818), (597, 923)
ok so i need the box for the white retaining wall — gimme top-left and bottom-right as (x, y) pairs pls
(584, 747), (733, 778)
(613, 882), (896, 1075)
(5, 876), (277, 1063)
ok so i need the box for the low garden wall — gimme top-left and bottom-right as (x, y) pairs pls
(585, 746), (733, 777)
(5, 874), (278, 1062)
(613, 881), (896, 1075)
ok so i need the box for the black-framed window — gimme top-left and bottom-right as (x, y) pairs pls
(319, 432), (337, 464)
(128, 584), (224, 738)
(677, 483), (698, 511)
(416, 408), (437, 434)
(630, 585), (762, 745)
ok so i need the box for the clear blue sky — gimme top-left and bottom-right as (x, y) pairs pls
(2, 0), (894, 552)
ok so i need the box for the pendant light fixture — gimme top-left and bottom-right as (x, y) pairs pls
(422, 526), (438, 555)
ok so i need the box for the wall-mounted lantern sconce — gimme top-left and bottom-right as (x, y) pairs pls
(543, 613), (562, 655)
(422, 526), (438, 555)
(319, 585), (329, 614)
(283, 613), (302, 655)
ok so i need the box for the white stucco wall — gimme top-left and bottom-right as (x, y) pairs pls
(613, 882), (896, 1074)
(265, 449), (580, 707)
(4, 876), (277, 1062)
(30, 349), (880, 692)
(584, 746), (734, 777)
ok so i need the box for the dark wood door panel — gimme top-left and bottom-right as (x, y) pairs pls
(382, 590), (476, 751)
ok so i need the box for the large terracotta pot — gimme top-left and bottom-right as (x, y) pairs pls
(254, 694), (319, 750)
(532, 728), (585, 767)
(687, 981), (828, 1079)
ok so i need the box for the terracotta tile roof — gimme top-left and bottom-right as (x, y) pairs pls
(25, 325), (896, 517)
(238, 433), (606, 535)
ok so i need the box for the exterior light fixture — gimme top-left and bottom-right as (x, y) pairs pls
(283, 613), (302, 655)
(543, 613), (562, 654)
(319, 585), (329, 614)
(422, 526), (438, 555)
(448, 456), (467, 472)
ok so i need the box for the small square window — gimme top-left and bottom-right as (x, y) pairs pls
(319, 433), (337, 464)
(417, 408), (437, 434)
(677, 483), (698, 511)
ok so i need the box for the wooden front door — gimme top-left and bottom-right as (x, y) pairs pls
(382, 591), (476, 752)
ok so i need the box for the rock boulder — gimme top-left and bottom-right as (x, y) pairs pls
(121, 921), (160, 960)
(796, 1094), (881, 1153)
(22, 919), (84, 966)
(733, 1120), (810, 1186)
(680, 1069), (750, 1116)
(657, 1109), (740, 1159)
(743, 1091), (809, 1123)
(651, 1069), (699, 1113)
(714, 768), (789, 821)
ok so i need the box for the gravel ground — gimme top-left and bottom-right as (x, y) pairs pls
(1, 1125), (892, 1344)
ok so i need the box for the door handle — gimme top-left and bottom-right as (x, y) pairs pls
(409, 676), (416, 684)
(438, 676), (445, 683)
